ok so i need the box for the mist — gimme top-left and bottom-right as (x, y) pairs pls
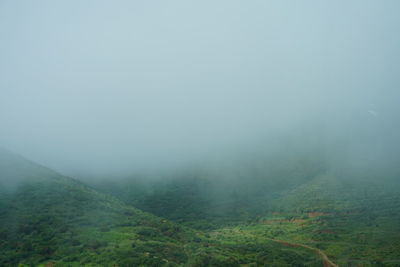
(1, 0), (400, 177)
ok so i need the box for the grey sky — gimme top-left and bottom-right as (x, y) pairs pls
(1, 1), (399, 176)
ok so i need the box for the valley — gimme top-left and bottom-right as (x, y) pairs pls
(1, 149), (400, 266)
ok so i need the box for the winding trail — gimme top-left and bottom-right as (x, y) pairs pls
(267, 238), (338, 267)
(219, 228), (339, 267)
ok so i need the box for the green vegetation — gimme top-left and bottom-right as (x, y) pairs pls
(0, 150), (321, 266)
(1, 149), (400, 266)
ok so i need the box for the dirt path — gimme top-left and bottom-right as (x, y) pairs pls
(267, 238), (338, 267)
(220, 228), (338, 267)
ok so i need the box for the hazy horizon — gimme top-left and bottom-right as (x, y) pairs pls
(1, 0), (400, 177)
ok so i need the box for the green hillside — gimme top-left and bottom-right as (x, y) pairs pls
(91, 160), (400, 266)
(91, 146), (326, 229)
(0, 149), (323, 266)
(268, 171), (400, 266)
(0, 149), (194, 266)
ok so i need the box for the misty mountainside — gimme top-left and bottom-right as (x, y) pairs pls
(91, 142), (327, 229)
(90, 151), (400, 266)
(0, 149), (194, 266)
(270, 171), (400, 265)
(3, 1), (400, 266)
(0, 149), (324, 267)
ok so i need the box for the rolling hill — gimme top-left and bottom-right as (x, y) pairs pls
(0, 149), (323, 266)
(90, 154), (400, 266)
(0, 148), (197, 266)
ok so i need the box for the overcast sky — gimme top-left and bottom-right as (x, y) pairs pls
(1, 0), (399, 176)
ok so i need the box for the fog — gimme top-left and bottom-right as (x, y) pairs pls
(1, 0), (400, 177)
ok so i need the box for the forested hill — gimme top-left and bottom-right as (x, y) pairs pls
(91, 144), (328, 229)
(0, 148), (194, 266)
(0, 149), (323, 266)
(90, 153), (400, 266)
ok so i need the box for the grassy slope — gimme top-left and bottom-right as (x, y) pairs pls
(208, 170), (400, 266)
(92, 166), (400, 266)
(0, 150), (192, 266)
(0, 150), (321, 267)
(244, 170), (400, 266)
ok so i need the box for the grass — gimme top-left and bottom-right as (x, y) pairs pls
(2, 149), (400, 266)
